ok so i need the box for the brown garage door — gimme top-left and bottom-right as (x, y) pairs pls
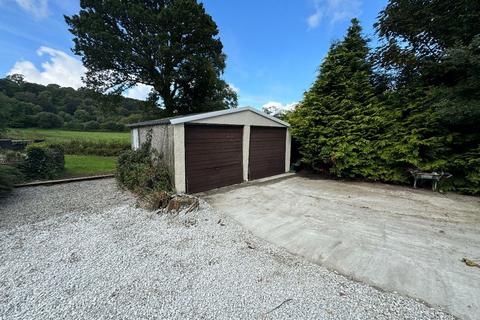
(185, 125), (243, 193)
(249, 126), (286, 180)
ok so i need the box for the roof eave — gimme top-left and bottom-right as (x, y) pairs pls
(127, 119), (171, 128)
(170, 107), (290, 127)
(128, 107), (290, 129)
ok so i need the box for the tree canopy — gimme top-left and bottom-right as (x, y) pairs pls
(0, 76), (161, 132)
(290, 19), (388, 178)
(375, 0), (480, 194)
(289, 9), (480, 195)
(375, 0), (480, 83)
(65, 0), (237, 115)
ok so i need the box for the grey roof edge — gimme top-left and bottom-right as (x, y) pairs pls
(127, 118), (171, 128)
(128, 107), (290, 128)
(169, 107), (290, 127)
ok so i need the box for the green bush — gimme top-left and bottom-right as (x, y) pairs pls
(21, 143), (65, 180)
(0, 165), (22, 196)
(83, 120), (100, 131)
(36, 112), (64, 129)
(59, 139), (130, 156)
(63, 121), (83, 131)
(116, 134), (172, 198)
(100, 121), (127, 132)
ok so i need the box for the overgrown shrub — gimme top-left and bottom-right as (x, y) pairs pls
(36, 112), (64, 129)
(82, 120), (100, 131)
(100, 121), (127, 132)
(0, 165), (22, 196)
(63, 121), (83, 131)
(59, 139), (130, 156)
(116, 133), (172, 203)
(21, 143), (65, 180)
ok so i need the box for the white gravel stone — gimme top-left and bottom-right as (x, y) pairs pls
(0, 179), (454, 319)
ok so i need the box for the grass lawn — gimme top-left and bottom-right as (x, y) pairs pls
(6, 128), (130, 143)
(64, 155), (117, 177)
(4, 128), (126, 179)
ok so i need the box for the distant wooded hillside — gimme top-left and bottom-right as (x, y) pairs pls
(0, 75), (165, 132)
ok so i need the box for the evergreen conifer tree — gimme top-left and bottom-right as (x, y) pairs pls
(290, 19), (384, 178)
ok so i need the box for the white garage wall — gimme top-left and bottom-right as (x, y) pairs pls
(285, 130), (291, 172)
(243, 125), (250, 181)
(173, 124), (186, 193)
(132, 129), (140, 150)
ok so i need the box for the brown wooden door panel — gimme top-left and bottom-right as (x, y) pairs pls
(185, 125), (243, 193)
(249, 127), (286, 180)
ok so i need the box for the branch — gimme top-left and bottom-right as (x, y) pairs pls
(265, 299), (293, 315)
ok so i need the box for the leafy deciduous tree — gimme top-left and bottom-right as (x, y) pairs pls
(36, 112), (64, 129)
(65, 0), (237, 115)
(375, 0), (480, 83)
(0, 76), (160, 131)
(374, 0), (480, 194)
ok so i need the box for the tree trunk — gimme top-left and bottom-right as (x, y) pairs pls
(155, 85), (176, 115)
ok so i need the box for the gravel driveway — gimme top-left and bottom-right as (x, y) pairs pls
(0, 179), (454, 319)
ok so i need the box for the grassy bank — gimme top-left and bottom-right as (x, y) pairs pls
(3, 128), (125, 179)
(64, 155), (117, 177)
(6, 128), (131, 157)
(6, 128), (130, 143)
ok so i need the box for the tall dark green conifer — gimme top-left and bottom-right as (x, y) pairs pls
(290, 19), (385, 179)
(289, 6), (479, 195)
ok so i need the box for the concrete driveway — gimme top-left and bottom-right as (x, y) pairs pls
(204, 175), (480, 320)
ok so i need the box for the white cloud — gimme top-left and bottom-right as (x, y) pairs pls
(8, 46), (86, 89)
(307, 8), (323, 29)
(228, 83), (240, 93)
(262, 101), (298, 116)
(14, 0), (49, 18)
(8, 46), (152, 101)
(307, 0), (362, 29)
(124, 84), (153, 101)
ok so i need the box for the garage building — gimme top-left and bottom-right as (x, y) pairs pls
(128, 107), (291, 193)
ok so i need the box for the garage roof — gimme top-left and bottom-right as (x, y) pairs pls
(128, 107), (290, 128)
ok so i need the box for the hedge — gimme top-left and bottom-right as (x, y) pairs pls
(0, 165), (22, 196)
(59, 140), (130, 156)
(116, 133), (172, 209)
(21, 143), (65, 180)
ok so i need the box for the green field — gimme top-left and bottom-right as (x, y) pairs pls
(6, 128), (130, 143)
(3, 128), (128, 178)
(64, 155), (117, 177)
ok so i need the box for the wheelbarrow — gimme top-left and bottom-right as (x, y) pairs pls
(408, 169), (452, 191)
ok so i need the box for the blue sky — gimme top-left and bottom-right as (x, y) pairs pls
(0, 0), (387, 110)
